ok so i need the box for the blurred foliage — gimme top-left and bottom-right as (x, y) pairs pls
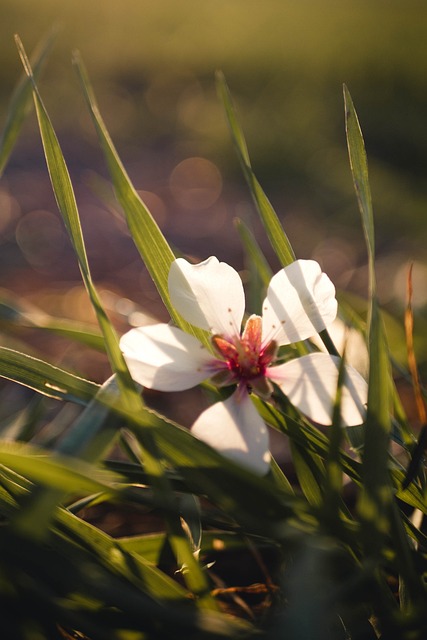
(1, 1), (427, 257)
(0, 25), (427, 640)
(2, 3), (427, 354)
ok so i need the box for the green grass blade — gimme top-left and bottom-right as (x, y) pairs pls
(255, 396), (360, 480)
(0, 294), (104, 350)
(343, 86), (375, 291)
(55, 508), (192, 603)
(324, 354), (346, 507)
(0, 346), (99, 404)
(343, 88), (425, 603)
(321, 351), (355, 533)
(0, 441), (121, 496)
(0, 29), (57, 177)
(234, 217), (273, 288)
(290, 440), (324, 507)
(344, 87), (393, 543)
(56, 375), (122, 461)
(119, 530), (249, 564)
(216, 70), (295, 267)
(234, 216), (272, 316)
(73, 53), (209, 348)
(388, 501), (427, 609)
(15, 37), (88, 271)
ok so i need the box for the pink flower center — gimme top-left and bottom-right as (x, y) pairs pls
(211, 315), (277, 397)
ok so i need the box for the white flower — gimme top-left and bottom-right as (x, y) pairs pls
(120, 257), (368, 475)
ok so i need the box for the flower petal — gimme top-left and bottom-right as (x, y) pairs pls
(168, 257), (245, 339)
(268, 353), (367, 426)
(261, 259), (338, 346)
(120, 323), (216, 391)
(310, 317), (369, 378)
(191, 389), (271, 475)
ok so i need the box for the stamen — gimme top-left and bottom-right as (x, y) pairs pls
(212, 335), (238, 360)
(241, 314), (262, 352)
(210, 315), (275, 400)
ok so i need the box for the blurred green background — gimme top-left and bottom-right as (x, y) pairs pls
(1, 0), (427, 378)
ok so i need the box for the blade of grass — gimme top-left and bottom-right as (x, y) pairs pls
(234, 217), (273, 286)
(0, 345), (99, 404)
(321, 349), (356, 538)
(344, 85), (425, 606)
(344, 85), (392, 538)
(234, 216), (272, 315)
(54, 507), (192, 603)
(0, 294), (104, 351)
(73, 52), (210, 349)
(256, 396), (427, 515)
(0, 28), (57, 176)
(118, 530), (247, 566)
(216, 70), (295, 268)
(0, 441), (122, 496)
(289, 440), (324, 507)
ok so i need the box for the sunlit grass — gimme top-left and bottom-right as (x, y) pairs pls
(0, 30), (426, 638)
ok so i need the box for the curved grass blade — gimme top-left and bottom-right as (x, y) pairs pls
(118, 530), (247, 566)
(321, 349), (355, 534)
(235, 215), (272, 291)
(0, 441), (121, 496)
(344, 85), (392, 534)
(216, 70), (295, 268)
(0, 28), (57, 177)
(0, 346), (99, 404)
(55, 508), (192, 603)
(234, 216), (272, 315)
(344, 85), (426, 605)
(0, 294), (104, 351)
(257, 395), (427, 514)
(73, 53), (210, 349)
(290, 439), (324, 507)
(402, 425), (427, 490)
